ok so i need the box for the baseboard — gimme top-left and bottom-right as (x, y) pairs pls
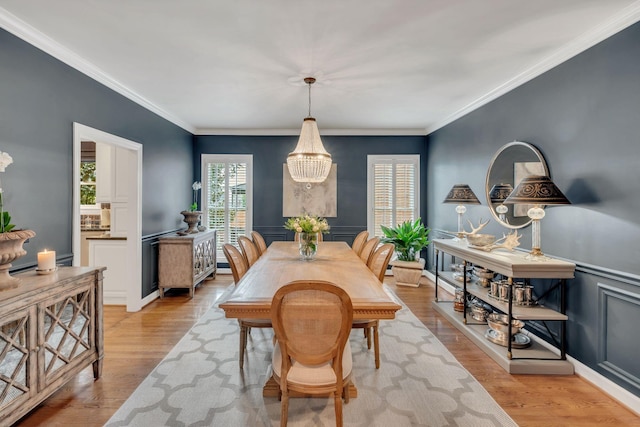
(424, 269), (640, 416)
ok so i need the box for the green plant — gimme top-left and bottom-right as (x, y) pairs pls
(380, 218), (430, 261)
(1, 211), (15, 233)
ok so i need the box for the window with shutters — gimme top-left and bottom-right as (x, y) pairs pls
(367, 155), (420, 238)
(201, 155), (253, 257)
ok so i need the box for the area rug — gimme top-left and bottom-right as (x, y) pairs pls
(106, 287), (517, 426)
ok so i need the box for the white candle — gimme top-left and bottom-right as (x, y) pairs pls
(38, 250), (56, 270)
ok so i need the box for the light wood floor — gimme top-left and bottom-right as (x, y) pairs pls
(15, 275), (639, 426)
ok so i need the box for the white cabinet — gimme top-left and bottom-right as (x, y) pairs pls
(88, 238), (128, 305)
(95, 143), (130, 204)
(109, 203), (128, 238)
(432, 238), (575, 375)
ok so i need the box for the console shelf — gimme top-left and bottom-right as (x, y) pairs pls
(432, 238), (575, 375)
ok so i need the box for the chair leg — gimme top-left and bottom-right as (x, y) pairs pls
(281, 392), (289, 427)
(373, 323), (380, 369)
(366, 326), (372, 349)
(239, 323), (247, 369)
(335, 391), (343, 427)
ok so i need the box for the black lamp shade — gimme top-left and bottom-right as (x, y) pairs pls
(504, 176), (570, 205)
(443, 184), (481, 204)
(489, 183), (513, 203)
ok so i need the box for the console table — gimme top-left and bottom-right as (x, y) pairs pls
(0, 267), (105, 426)
(158, 229), (217, 298)
(432, 238), (575, 374)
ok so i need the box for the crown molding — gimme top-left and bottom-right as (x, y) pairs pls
(425, 1), (640, 134)
(0, 7), (195, 134)
(193, 128), (427, 136)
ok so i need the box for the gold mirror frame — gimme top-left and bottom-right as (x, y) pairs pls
(485, 141), (549, 229)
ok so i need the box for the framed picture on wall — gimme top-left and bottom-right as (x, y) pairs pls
(282, 164), (337, 217)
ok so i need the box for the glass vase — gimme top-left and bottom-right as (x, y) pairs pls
(298, 232), (319, 260)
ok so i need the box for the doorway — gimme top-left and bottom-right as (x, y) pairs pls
(72, 123), (144, 312)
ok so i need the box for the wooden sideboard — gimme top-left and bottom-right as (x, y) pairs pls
(158, 229), (217, 298)
(0, 267), (105, 426)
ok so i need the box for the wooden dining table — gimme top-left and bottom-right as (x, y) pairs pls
(219, 240), (402, 397)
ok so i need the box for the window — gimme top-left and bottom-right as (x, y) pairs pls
(201, 155), (253, 256)
(80, 161), (97, 206)
(367, 155), (420, 238)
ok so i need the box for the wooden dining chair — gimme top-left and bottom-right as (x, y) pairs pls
(294, 232), (323, 242)
(271, 280), (353, 427)
(223, 243), (272, 369)
(352, 243), (394, 369)
(238, 235), (260, 267)
(358, 237), (380, 265)
(251, 230), (268, 256)
(367, 243), (394, 282)
(351, 230), (368, 256)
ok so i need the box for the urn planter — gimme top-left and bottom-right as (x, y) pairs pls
(0, 229), (36, 290)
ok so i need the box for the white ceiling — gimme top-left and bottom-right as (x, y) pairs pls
(1, 1), (640, 135)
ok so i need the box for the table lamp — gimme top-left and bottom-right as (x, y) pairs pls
(489, 183), (513, 222)
(443, 184), (481, 240)
(503, 175), (570, 260)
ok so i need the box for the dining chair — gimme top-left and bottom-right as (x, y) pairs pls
(294, 232), (323, 242)
(367, 243), (394, 282)
(222, 243), (272, 369)
(351, 230), (368, 256)
(358, 237), (380, 265)
(271, 280), (353, 427)
(238, 235), (260, 267)
(251, 230), (268, 256)
(352, 243), (394, 369)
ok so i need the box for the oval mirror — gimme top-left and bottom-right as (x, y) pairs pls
(485, 141), (549, 229)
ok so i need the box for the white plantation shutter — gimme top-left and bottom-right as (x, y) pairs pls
(201, 155), (252, 256)
(368, 155), (420, 238)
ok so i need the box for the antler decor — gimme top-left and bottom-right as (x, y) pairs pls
(473, 230), (522, 252)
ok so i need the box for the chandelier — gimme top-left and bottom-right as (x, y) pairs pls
(286, 77), (332, 183)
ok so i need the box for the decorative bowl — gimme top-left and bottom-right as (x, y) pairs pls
(466, 234), (496, 247)
(487, 313), (524, 336)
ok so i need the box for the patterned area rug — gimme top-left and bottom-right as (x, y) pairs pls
(106, 287), (517, 426)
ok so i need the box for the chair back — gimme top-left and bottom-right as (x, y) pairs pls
(251, 231), (268, 256)
(359, 237), (380, 264)
(367, 243), (395, 282)
(271, 279), (353, 374)
(294, 232), (323, 242)
(351, 230), (369, 256)
(223, 244), (249, 284)
(238, 235), (260, 267)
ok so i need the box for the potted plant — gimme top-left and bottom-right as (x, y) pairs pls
(0, 151), (36, 290)
(381, 218), (430, 287)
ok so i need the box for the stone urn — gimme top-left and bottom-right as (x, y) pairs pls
(180, 211), (202, 234)
(0, 229), (36, 290)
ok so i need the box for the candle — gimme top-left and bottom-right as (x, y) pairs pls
(38, 250), (56, 271)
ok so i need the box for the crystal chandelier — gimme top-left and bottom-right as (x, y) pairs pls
(287, 77), (332, 183)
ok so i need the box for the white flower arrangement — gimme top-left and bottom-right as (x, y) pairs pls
(0, 151), (15, 232)
(191, 181), (202, 211)
(284, 214), (330, 234)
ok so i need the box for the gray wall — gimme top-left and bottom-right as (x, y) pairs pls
(194, 135), (428, 245)
(427, 22), (640, 397)
(0, 29), (193, 291)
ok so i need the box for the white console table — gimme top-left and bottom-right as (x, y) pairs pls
(432, 238), (575, 374)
